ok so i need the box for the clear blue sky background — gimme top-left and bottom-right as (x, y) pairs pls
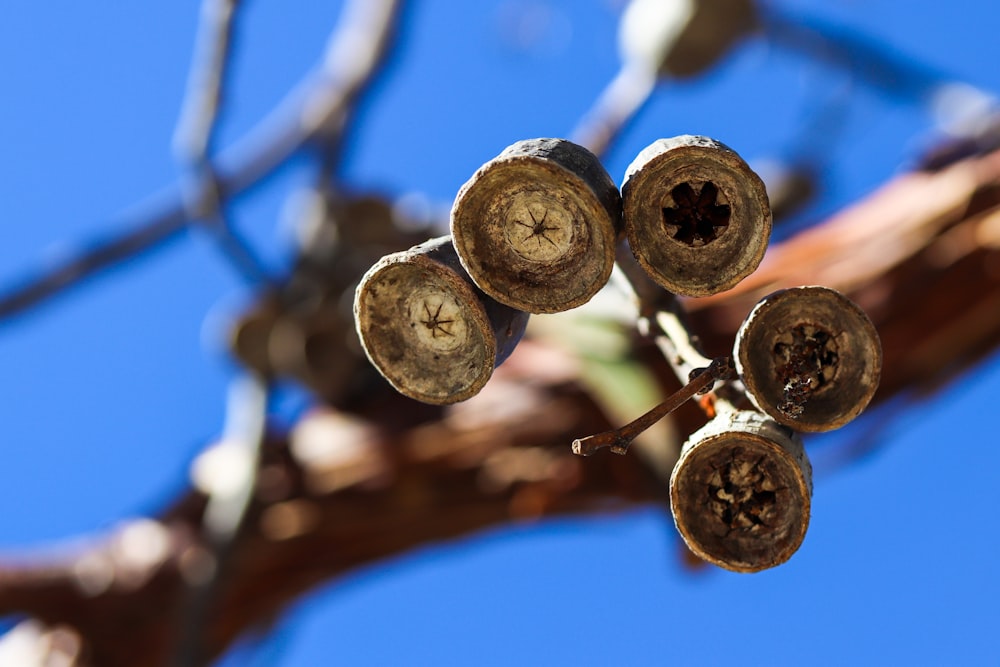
(2, 1), (999, 665)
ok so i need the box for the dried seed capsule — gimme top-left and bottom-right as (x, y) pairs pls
(230, 298), (282, 376)
(451, 138), (622, 313)
(622, 135), (771, 296)
(619, 0), (758, 79)
(734, 286), (882, 432)
(268, 307), (362, 404)
(670, 410), (812, 573)
(354, 236), (529, 405)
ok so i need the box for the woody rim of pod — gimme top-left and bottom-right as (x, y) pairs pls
(621, 135), (771, 297)
(353, 236), (529, 405)
(670, 410), (812, 573)
(450, 138), (623, 314)
(734, 285), (882, 432)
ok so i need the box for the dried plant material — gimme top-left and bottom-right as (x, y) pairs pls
(354, 236), (528, 404)
(622, 135), (771, 296)
(572, 356), (733, 456)
(268, 311), (359, 401)
(670, 410), (812, 573)
(451, 138), (622, 313)
(735, 285), (882, 431)
(230, 299), (281, 376)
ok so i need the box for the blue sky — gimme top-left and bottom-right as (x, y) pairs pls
(2, 1), (999, 665)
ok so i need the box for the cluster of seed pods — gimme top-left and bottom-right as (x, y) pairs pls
(353, 135), (882, 572)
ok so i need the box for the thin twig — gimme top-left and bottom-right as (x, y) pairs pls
(609, 240), (748, 427)
(172, 374), (269, 667)
(611, 243), (714, 378)
(574, 243), (744, 456)
(173, 0), (272, 286)
(573, 356), (734, 456)
(761, 5), (996, 129)
(0, 0), (404, 325)
(169, 4), (268, 659)
(174, 0), (242, 162)
(571, 63), (657, 159)
(188, 173), (275, 285)
(0, 214), (188, 322)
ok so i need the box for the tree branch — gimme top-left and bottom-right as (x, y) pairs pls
(172, 375), (269, 667)
(173, 0), (274, 287)
(0, 0), (404, 324)
(760, 5), (996, 116)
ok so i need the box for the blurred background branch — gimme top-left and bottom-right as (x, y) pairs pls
(0, 0), (403, 324)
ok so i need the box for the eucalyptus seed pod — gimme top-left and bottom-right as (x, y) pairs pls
(670, 410), (812, 573)
(734, 286), (882, 432)
(619, 0), (758, 79)
(451, 138), (622, 313)
(622, 135), (771, 296)
(230, 297), (282, 376)
(354, 236), (529, 405)
(268, 306), (363, 404)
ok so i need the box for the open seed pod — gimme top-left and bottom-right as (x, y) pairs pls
(619, 0), (758, 79)
(670, 410), (812, 573)
(622, 135), (771, 296)
(451, 138), (622, 313)
(735, 285), (882, 432)
(354, 236), (529, 405)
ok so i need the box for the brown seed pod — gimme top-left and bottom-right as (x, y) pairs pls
(622, 135), (771, 296)
(734, 285), (882, 432)
(450, 138), (622, 313)
(354, 236), (529, 405)
(230, 297), (282, 376)
(670, 410), (812, 573)
(619, 0), (758, 79)
(268, 306), (363, 404)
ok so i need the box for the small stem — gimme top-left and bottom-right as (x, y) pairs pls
(173, 0), (275, 287)
(760, 4), (995, 115)
(180, 169), (273, 286)
(649, 303), (714, 377)
(174, 0), (242, 162)
(571, 63), (657, 159)
(611, 244), (713, 374)
(572, 356), (733, 456)
(609, 242), (745, 419)
(0, 214), (187, 322)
